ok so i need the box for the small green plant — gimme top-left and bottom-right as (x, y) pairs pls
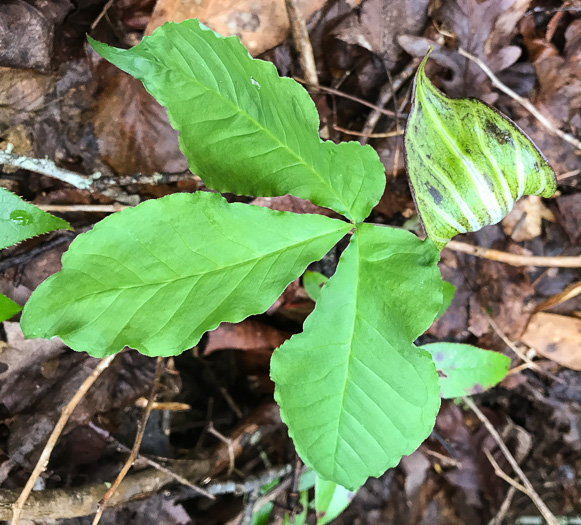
(20, 20), (555, 491)
(0, 187), (71, 321)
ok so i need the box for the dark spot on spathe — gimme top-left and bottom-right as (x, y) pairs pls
(0, 362), (8, 374)
(437, 369), (448, 378)
(546, 343), (558, 353)
(485, 120), (512, 145)
(469, 384), (484, 394)
(427, 184), (443, 205)
(434, 351), (445, 362)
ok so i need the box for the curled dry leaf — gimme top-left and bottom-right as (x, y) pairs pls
(521, 312), (581, 370)
(502, 195), (555, 242)
(94, 72), (187, 176)
(145, 0), (328, 56)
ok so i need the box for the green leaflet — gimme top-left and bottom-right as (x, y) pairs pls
(422, 342), (510, 398)
(89, 21), (385, 223)
(0, 293), (22, 323)
(21, 192), (350, 357)
(405, 53), (556, 249)
(271, 224), (443, 489)
(315, 477), (357, 525)
(0, 187), (71, 249)
(303, 270), (328, 302)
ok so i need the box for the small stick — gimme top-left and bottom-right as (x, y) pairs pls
(38, 204), (127, 213)
(11, 354), (117, 524)
(446, 240), (581, 268)
(359, 58), (420, 145)
(332, 125), (404, 139)
(295, 80), (402, 118)
(488, 486), (517, 525)
(92, 357), (165, 524)
(463, 396), (559, 525)
(1, 149), (94, 190)
(207, 422), (236, 476)
(284, 0), (318, 86)
(87, 422), (212, 498)
(484, 448), (528, 494)
(458, 48), (581, 151)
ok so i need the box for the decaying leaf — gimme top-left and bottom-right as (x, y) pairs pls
(501, 195), (555, 242)
(94, 71), (187, 176)
(405, 53), (556, 249)
(332, 0), (430, 70)
(521, 312), (581, 371)
(145, 0), (328, 56)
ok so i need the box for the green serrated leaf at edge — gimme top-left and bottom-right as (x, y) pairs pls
(404, 52), (556, 250)
(271, 223), (443, 489)
(21, 192), (350, 358)
(0, 188), (71, 249)
(88, 20), (385, 223)
(0, 293), (22, 323)
(422, 342), (510, 398)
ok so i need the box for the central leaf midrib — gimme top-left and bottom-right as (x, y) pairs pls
(144, 40), (352, 217)
(60, 226), (348, 305)
(331, 235), (361, 477)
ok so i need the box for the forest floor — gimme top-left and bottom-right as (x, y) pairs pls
(0, 0), (580, 523)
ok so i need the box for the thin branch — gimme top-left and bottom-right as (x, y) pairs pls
(92, 357), (167, 524)
(458, 48), (581, 151)
(446, 240), (581, 268)
(38, 204), (127, 213)
(1, 148), (94, 190)
(332, 125), (404, 138)
(11, 354), (118, 524)
(463, 396), (559, 525)
(488, 486), (516, 525)
(285, 0), (318, 86)
(295, 79), (403, 118)
(359, 58), (419, 145)
(208, 422), (236, 476)
(484, 448), (528, 494)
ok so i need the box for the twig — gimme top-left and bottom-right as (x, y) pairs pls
(285, 0), (318, 86)
(488, 486), (517, 525)
(92, 357), (165, 524)
(0, 232), (75, 272)
(11, 354), (118, 524)
(359, 58), (420, 145)
(208, 422), (236, 476)
(240, 487), (261, 525)
(484, 448), (528, 494)
(458, 48), (581, 151)
(446, 240), (581, 268)
(87, 422), (212, 499)
(533, 280), (581, 312)
(38, 204), (127, 213)
(1, 148), (94, 190)
(332, 125), (404, 138)
(463, 396), (559, 525)
(295, 79), (402, 118)
(91, 0), (115, 30)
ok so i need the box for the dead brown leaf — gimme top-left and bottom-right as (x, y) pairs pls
(250, 195), (338, 216)
(204, 319), (291, 355)
(332, 0), (430, 70)
(0, 67), (55, 128)
(521, 312), (581, 370)
(94, 71), (187, 175)
(400, 0), (529, 98)
(501, 195), (555, 242)
(146, 0), (328, 56)
(556, 193), (581, 245)
(0, 0), (53, 70)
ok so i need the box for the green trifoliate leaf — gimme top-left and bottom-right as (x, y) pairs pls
(315, 477), (357, 525)
(0, 188), (71, 249)
(89, 20), (385, 223)
(422, 342), (510, 398)
(22, 192), (350, 358)
(303, 270), (328, 302)
(271, 224), (443, 489)
(405, 53), (556, 249)
(0, 293), (22, 323)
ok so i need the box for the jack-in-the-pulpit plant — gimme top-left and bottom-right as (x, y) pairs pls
(21, 19), (554, 491)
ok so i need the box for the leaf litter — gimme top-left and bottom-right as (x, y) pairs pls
(0, 0), (580, 523)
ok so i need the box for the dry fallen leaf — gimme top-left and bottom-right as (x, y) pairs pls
(502, 195), (555, 242)
(146, 0), (328, 56)
(94, 71), (187, 175)
(205, 319), (290, 355)
(521, 312), (581, 370)
(332, 0), (430, 70)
